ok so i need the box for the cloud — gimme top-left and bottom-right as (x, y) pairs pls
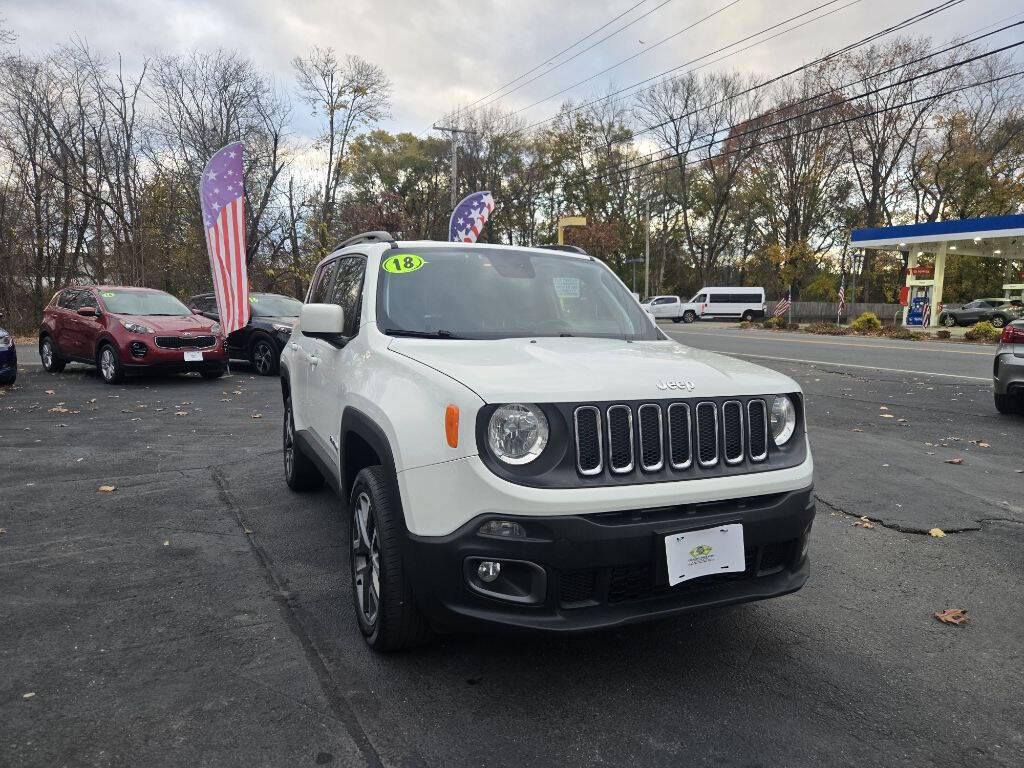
(3, 0), (996, 140)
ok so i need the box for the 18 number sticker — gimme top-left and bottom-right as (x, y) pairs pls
(382, 254), (425, 274)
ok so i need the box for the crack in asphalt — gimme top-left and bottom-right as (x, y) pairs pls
(813, 493), (983, 535)
(211, 467), (385, 768)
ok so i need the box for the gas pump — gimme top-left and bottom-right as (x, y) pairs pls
(905, 285), (932, 327)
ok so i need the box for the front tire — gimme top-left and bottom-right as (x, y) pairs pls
(40, 336), (66, 373)
(97, 344), (124, 384)
(250, 337), (278, 376)
(683, 310), (697, 323)
(283, 396), (323, 491)
(350, 466), (431, 651)
(991, 314), (1008, 328)
(994, 392), (1022, 415)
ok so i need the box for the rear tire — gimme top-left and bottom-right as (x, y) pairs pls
(283, 396), (324, 491)
(991, 314), (1008, 328)
(994, 392), (1022, 415)
(741, 311), (754, 322)
(350, 465), (431, 651)
(39, 336), (66, 373)
(941, 314), (956, 327)
(683, 310), (696, 323)
(97, 344), (124, 384)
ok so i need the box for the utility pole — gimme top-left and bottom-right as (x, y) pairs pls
(644, 198), (651, 300)
(432, 122), (473, 208)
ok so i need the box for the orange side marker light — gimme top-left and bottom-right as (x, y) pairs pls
(445, 404), (459, 448)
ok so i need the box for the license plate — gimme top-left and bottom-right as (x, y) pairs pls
(664, 523), (745, 586)
(183, 351), (203, 362)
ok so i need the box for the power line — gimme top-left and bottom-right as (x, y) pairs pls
(460, 0), (681, 118)
(525, 0), (964, 133)
(457, 0), (650, 113)
(596, 54), (1024, 188)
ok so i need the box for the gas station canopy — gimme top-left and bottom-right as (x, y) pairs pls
(851, 214), (1024, 327)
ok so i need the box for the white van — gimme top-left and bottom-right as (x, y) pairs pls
(675, 287), (766, 323)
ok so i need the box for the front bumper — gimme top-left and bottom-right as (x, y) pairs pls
(402, 486), (815, 633)
(117, 337), (226, 372)
(0, 345), (16, 380)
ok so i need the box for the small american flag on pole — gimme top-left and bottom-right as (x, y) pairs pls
(837, 276), (846, 321)
(449, 191), (495, 243)
(773, 289), (792, 318)
(200, 142), (249, 335)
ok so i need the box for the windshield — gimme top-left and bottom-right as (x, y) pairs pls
(100, 290), (190, 316)
(248, 294), (302, 317)
(376, 247), (658, 341)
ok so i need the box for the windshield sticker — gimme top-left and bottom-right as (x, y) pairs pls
(382, 254), (425, 274)
(248, 296), (259, 303)
(100, 292), (115, 298)
(553, 277), (580, 299)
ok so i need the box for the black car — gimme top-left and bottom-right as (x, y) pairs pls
(187, 292), (301, 375)
(939, 298), (1023, 328)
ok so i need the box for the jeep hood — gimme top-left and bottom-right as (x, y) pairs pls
(388, 336), (798, 403)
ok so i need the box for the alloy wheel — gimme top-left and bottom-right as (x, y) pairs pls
(283, 405), (295, 478)
(100, 348), (116, 381)
(351, 492), (380, 626)
(253, 341), (273, 375)
(41, 340), (53, 367)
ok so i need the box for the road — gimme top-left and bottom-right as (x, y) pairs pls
(1, 332), (1022, 768)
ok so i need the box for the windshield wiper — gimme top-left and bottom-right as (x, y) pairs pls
(384, 328), (462, 339)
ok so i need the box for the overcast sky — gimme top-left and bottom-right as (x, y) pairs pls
(4, 0), (1022, 141)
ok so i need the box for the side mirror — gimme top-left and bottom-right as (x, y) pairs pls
(300, 303), (345, 340)
(77, 306), (97, 317)
(191, 307), (204, 315)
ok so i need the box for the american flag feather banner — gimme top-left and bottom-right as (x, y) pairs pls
(773, 289), (792, 318)
(200, 142), (249, 335)
(449, 191), (495, 243)
(837, 276), (846, 321)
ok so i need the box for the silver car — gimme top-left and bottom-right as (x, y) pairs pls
(994, 319), (1024, 414)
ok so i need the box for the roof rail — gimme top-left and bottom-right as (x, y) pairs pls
(535, 244), (589, 255)
(336, 231), (397, 250)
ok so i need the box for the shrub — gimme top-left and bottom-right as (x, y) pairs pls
(738, 320), (754, 329)
(850, 312), (883, 333)
(936, 329), (951, 340)
(786, 322), (800, 330)
(882, 327), (925, 341)
(764, 316), (786, 329)
(805, 321), (849, 336)
(964, 321), (1001, 343)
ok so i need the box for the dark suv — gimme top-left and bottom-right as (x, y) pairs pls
(0, 311), (16, 385)
(188, 292), (300, 375)
(939, 298), (1023, 328)
(39, 286), (227, 384)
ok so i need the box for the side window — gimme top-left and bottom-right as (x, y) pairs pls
(78, 291), (99, 311)
(58, 290), (80, 309)
(329, 256), (367, 337)
(695, 294), (707, 303)
(309, 259), (339, 304)
(709, 293), (727, 303)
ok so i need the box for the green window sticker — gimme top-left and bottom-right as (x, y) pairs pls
(382, 254), (425, 274)
(248, 296), (259, 303)
(101, 292), (115, 298)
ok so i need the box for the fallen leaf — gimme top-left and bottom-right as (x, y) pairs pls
(944, 458), (964, 465)
(250, 413), (263, 419)
(1017, 469), (1024, 474)
(44, 389), (55, 395)
(98, 485), (117, 492)
(852, 428), (864, 432)
(163, 540), (169, 546)
(22, 692), (35, 699)
(175, 411), (188, 416)
(977, 442), (990, 449)
(881, 414), (895, 419)
(853, 516), (876, 529)
(232, 390), (242, 395)
(48, 405), (69, 413)
(935, 608), (969, 626)
(243, 527), (253, 535)
(929, 528), (946, 538)
(879, 405), (889, 411)
(0, 527), (7, 535)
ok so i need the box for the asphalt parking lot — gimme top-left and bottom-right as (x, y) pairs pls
(2, 329), (1023, 768)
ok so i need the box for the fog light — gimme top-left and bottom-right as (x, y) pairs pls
(478, 520), (526, 538)
(477, 561), (501, 583)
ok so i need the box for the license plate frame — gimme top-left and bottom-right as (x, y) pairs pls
(183, 350), (203, 362)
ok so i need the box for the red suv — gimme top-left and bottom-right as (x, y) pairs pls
(39, 286), (227, 384)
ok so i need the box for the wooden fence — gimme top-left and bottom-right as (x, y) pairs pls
(765, 301), (904, 325)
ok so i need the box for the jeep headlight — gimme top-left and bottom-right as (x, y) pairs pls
(770, 395), (797, 445)
(121, 320), (154, 334)
(487, 404), (549, 465)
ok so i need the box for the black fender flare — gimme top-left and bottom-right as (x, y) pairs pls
(339, 407), (407, 532)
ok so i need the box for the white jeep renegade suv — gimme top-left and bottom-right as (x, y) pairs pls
(281, 232), (814, 651)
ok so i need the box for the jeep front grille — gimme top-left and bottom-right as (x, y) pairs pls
(570, 397), (776, 481)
